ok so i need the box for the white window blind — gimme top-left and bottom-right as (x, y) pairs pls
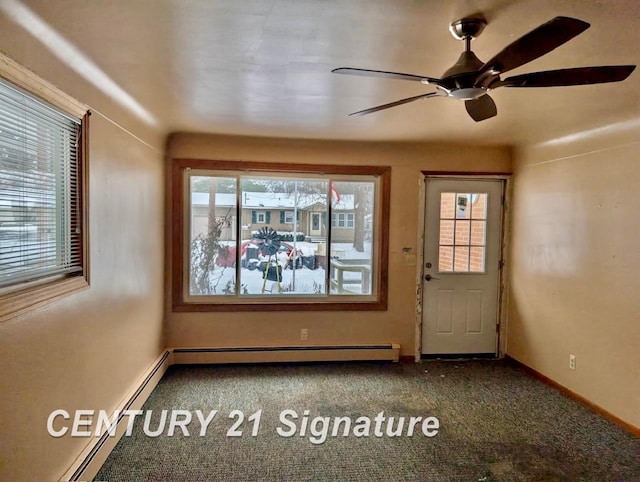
(0, 78), (82, 289)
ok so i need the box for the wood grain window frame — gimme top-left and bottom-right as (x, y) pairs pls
(0, 54), (90, 322)
(171, 159), (390, 312)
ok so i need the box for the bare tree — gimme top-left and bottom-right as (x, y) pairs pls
(353, 183), (376, 252)
(189, 178), (232, 295)
(208, 177), (217, 237)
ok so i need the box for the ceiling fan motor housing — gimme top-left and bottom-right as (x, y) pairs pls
(439, 51), (489, 100)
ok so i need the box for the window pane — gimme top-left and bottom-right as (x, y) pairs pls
(189, 176), (237, 295)
(284, 211), (294, 223)
(0, 79), (82, 288)
(455, 220), (470, 245)
(177, 164), (389, 309)
(440, 193), (455, 219)
(471, 220), (486, 246)
(240, 177), (328, 295)
(454, 246), (470, 272)
(471, 193), (487, 219)
(470, 247), (485, 272)
(456, 194), (470, 219)
(330, 180), (374, 295)
(439, 220), (454, 246)
(439, 246), (453, 272)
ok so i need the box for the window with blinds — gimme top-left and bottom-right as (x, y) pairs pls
(0, 78), (83, 289)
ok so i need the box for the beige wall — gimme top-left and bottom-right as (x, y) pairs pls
(166, 133), (511, 354)
(0, 24), (165, 482)
(507, 123), (640, 428)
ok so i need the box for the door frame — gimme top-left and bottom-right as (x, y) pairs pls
(414, 172), (512, 362)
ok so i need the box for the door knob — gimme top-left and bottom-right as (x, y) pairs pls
(424, 274), (439, 281)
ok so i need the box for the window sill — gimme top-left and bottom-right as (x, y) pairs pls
(0, 276), (89, 322)
(172, 299), (387, 312)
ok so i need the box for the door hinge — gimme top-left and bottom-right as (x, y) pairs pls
(496, 323), (501, 333)
(499, 259), (505, 269)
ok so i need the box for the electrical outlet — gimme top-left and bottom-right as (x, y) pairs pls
(300, 328), (308, 341)
(569, 354), (576, 370)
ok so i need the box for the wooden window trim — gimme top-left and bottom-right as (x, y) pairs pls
(171, 159), (390, 312)
(0, 54), (90, 322)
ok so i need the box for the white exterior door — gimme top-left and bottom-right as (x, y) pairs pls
(421, 179), (503, 355)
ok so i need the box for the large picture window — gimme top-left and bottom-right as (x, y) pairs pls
(172, 160), (390, 311)
(0, 66), (88, 321)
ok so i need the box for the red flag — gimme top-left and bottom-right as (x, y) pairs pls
(330, 182), (340, 202)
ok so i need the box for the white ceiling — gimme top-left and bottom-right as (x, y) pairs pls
(2, 0), (639, 146)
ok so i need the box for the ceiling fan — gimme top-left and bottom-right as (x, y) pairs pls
(332, 16), (636, 122)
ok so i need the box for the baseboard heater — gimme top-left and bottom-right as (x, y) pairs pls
(62, 344), (399, 480)
(172, 344), (401, 364)
(64, 350), (172, 481)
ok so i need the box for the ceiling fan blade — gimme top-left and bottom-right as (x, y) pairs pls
(496, 65), (636, 88)
(465, 95), (497, 122)
(478, 17), (590, 76)
(332, 67), (441, 85)
(348, 92), (440, 116)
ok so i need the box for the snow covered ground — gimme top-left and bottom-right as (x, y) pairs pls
(201, 242), (372, 296)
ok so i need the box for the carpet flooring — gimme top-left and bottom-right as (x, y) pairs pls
(95, 359), (639, 481)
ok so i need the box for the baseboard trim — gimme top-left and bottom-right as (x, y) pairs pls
(506, 355), (639, 437)
(61, 350), (171, 481)
(421, 353), (497, 360)
(172, 344), (401, 364)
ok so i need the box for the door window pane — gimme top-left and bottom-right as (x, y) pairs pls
(454, 247), (470, 272)
(439, 220), (454, 245)
(439, 246), (453, 271)
(470, 247), (485, 273)
(471, 193), (487, 219)
(455, 220), (470, 245)
(438, 192), (488, 273)
(455, 194), (471, 219)
(471, 220), (486, 246)
(440, 193), (455, 219)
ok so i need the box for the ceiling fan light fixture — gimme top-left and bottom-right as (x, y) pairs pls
(446, 87), (487, 100)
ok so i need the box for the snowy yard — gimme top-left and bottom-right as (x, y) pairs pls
(193, 242), (372, 296)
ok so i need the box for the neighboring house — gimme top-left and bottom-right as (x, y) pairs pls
(191, 192), (356, 242)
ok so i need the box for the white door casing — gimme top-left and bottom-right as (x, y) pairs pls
(421, 179), (503, 355)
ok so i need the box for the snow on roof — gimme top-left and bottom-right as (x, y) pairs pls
(191, 192), (354, 210)
(191, 192), (235, 207)
(331, 196), (355, 210)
